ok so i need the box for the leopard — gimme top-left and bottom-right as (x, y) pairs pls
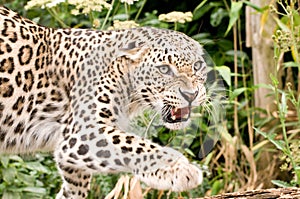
(0, 6), (207, 199)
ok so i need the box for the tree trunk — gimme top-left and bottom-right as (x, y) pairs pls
(199, 188), (300, 199)
(246, 0), (277, 113)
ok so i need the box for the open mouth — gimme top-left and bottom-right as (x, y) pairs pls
(163, 105), (191, 123)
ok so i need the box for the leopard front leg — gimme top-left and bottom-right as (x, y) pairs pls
(55, 149), (92, 199)
(54, 123), (202, 198)
(107, 128), (203, 192)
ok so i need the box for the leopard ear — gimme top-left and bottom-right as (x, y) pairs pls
(118, 41), (149, 61)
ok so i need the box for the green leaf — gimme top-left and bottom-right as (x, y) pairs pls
(2, 167), (17, 184)
(193, 1), (210, 21)
(230, 87), (247, 100)
(193, 2), (223, 21)
(192, 33), (211, 40)
(225, 50), (248, 59)
(273, 17), (290, 32)
(271, 180), (293, 188)
(254, 127), (268, 138)
(254, 127), (285, 151)
(211, 180), (223, 195)
(8, 155), (23, 163)
(270, 74), (279, 86)
(24, 162), (50, 174)
(112, 14), (129, 21)
(210, 8), (228, 27)
(294, 166), (300, 171)
(192, 33), (215, 45)
(23, 187), (47, 195)
(193, 0), (208, 14)
(293, 10), (300, 25)
(214, 65), (231, 86)
(17, 173), (36, 186)
(243, 1), (268, 12)
(270, 139), (285, 151)
(184, 148), (196, 157)
(252, 83), (273, 90)
(225, 1), (243, 36)
(0, 156), (10, 168)
(217, 39), (233, 51)
(2, 190), (21, 199)
(283, 61), (300, 68)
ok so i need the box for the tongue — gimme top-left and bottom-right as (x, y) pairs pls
(171, 107), (190, 118)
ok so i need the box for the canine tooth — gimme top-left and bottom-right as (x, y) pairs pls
(182, 114), (189, 119)
(174, 107), (178, 112)
(171, 116), (177, 120)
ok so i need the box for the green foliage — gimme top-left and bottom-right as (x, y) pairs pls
(254, 0), (300, 187)
(2, 0), (300, 198)
(0, 154), (60, 198)
(88, 174), (120, 198)
(225, 1), (243, 36)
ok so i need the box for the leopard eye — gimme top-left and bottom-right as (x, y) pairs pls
(156, 65), (174, 76)
(193, 60), (203, 72)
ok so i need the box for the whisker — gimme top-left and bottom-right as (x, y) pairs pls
(144, 111), (160, 137)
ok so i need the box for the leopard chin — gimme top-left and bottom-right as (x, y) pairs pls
(164, 119), (191, 130)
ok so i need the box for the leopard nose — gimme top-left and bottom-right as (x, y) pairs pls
(179, 88), (199, 103)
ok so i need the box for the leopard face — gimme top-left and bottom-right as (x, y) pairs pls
(120, 31), (207, 130)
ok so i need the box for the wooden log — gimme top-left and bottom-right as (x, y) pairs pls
(199, 188), (300, 199)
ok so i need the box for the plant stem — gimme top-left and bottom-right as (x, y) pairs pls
(233, 21), (239, 136)
(290, 10), (300, 93)
(125, 3), (129, 20)
(101, 0), (115, 30)
(47, 8), (68, 28)
(273, 47), (300, 185)
(112, 1), (120, 18)
(238, 17), (253, 149)
(289, 4), (300, 185)
(89, 12), (94, 28)
(135, 0), (147, 21)
(275, 85), (299, 184)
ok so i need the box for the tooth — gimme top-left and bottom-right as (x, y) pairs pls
(182, 114), (189, 119)
(171, 116), (177, 120)
(174, 108), (178, 113)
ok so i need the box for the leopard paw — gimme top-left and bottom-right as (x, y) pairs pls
(136, 157), (203, 192)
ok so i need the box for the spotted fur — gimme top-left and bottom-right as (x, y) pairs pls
(0, 6), (207, 199)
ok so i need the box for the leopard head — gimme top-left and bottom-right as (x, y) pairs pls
(119, 28), (207, 130)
